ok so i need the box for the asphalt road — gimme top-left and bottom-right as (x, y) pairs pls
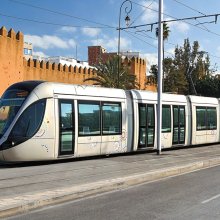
(6, 165), (220, 220)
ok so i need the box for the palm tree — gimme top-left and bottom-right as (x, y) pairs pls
(156, 22), (170, 41)
(84, 56), (138, 89)
(155, 22), (171, 91)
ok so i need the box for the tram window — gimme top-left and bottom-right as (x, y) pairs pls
(196, 107), (206, 130)
(162, 105), (171, 133)
(10, 99), (46, 140)
(139, 105), (146, 127)
(78, 102), (100, 136)
(207, 107), (217, 129)
(196, 107), (217, 130)
(102, 103), (122, 135)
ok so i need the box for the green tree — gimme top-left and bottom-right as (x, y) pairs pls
(149, 38), (216, 96)
(84, 56), (138, 89)
(196, 75), (220, 97)
(163, 58), (188, 94)
(149, 64), (158, 83)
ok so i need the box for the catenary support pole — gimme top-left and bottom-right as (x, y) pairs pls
(157, 0), (163, 155)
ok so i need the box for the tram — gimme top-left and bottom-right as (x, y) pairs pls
(0, 81), (219, 161)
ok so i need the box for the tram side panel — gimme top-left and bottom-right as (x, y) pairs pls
(100, 100), (128, 155)
(131, 91), (189, 150)
(3, 98), (56, 161)
(76, 98), (128, 157)
(128, 91), (139, 152)
(186, 96), (192, 146)
(189, 96), (219, 145)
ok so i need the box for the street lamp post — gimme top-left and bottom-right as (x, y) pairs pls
(157, 0), (163, 155)
(118, 0), (132, 88)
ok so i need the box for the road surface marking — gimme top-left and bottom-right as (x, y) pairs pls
(202, 193), (220, 204)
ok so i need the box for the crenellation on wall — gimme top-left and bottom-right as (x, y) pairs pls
(83, 67), (87, 74)
(16, 31), (23, 41)
(33, 59), (40, 68)
(40, 60), (45, 69)
(78, 66), (82, 73)
(0, 26), (24, 95)
(7, 28), (16, 39)
(69, 65), (73, 72)
(63, 64), (67, 72)
(0, 25), (155, 96)
(88, 68), (91, 74)
(46, 61), (51, 70)
(27, 59), (34, 67)
(52, 62), (57, 70)
(0, 26), (8, 37)
(21, 56), (96, 86)
(74, 66), (77, 73)
(58, 63), (63, 71)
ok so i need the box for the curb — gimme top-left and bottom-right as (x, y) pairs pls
(1, 157), (220, 218)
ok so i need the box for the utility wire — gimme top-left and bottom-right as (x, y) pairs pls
(6, 0), (220, 61)
(171, 0), (206, 16)
(133, 28), (176, 46)
(0, 12), (114, 29)
(7, 0), (115, 29)
(130, 1), (220, 38)
(170, 0), (211, 33)
(123, 29), (175, 56)
(129, 0), (155, 27)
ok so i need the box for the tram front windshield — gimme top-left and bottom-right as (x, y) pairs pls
(0, 89), (29, 138)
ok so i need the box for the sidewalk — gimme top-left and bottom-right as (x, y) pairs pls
(1, 144), (220, 218)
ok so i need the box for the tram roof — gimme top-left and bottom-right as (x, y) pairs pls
(131, 90), (187, 103)
(33, 82), (126, 99)
(188, 95), (219, 105)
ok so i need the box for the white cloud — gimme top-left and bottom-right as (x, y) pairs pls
(59, 26), (77, 33)
(168, 21), (190, 33)
(91, 37), (132, 51)
(33, 51), (48, 57)
(68, 39), (76, 47)
(165, 47), (175, 57)
(140, 1), (159, 23)
(143, 53), (158, 74)
(81, 28), (101, 37)
(24, 34), (76, 49)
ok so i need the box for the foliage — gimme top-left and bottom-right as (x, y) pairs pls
(196, 76), (220, 97)
(84, 56), (138, 90)
(149, 38), (217, 96)
(155, 22), (170, 41)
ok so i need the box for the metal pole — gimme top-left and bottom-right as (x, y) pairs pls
(157, 0), (163, 155)
(118, 4), (122, 88)
(118, 0), (132, 88)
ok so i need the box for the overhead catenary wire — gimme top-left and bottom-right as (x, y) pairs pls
(130, 1), (220, 38)
(0, 12), (115, 29)
(171, 0), (206, 16)
(133, 28), (177, 47)
(4, 0), (220, 63)
(170, 0), (214, 36)
(7, 0), (115, 29)
(123, 29), (175, 57)
(129, 0), (155, 27)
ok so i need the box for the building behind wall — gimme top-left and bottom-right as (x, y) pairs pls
(0, 26), (96, 96)
(88, 46), (156, 91)
(0, 26), (156, 96)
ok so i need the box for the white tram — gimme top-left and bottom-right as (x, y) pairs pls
(0, 81), (219, 161)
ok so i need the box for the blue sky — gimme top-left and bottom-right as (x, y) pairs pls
(1, 0), (220, 73)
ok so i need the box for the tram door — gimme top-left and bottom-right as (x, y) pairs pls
(172, 105), (185, 145)
(138, 104), (155, 148)
(59, 100), (75, 155)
